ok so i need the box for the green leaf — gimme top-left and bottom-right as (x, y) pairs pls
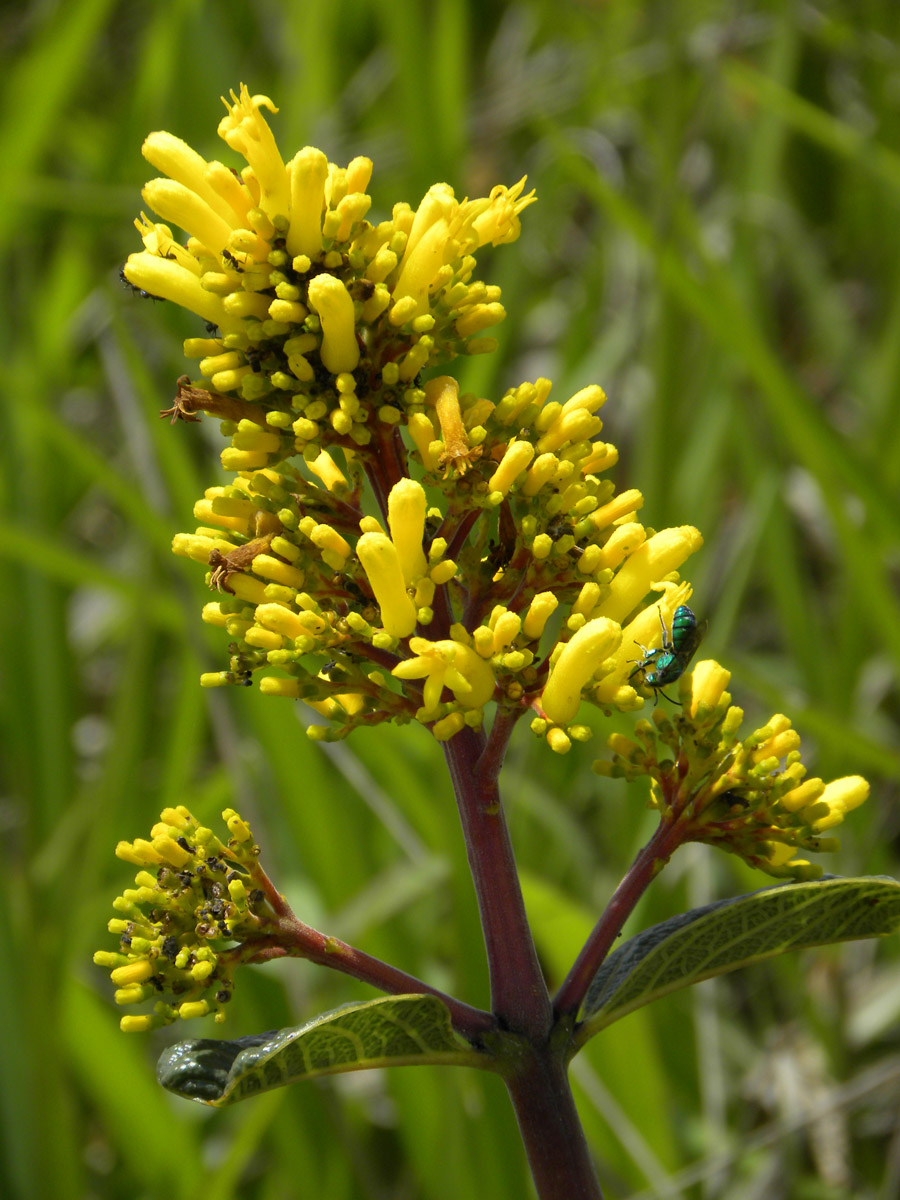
(576, 877), (900, 1047)
(158, 994), (487, 1106)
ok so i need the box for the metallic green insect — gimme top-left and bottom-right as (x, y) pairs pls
(629, 604), (706, 703)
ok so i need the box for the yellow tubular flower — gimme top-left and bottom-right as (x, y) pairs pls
(356, 532), (417, 638)
(491, 611), (522, 652)
(392, 637), (496, 717)
(140, 134), (234, 225)
(426, 375), (481, 475)
(387, 479), (428, 584)
(141, 179), (235, 254)
(286, 146), (329, 258)
(592, 583), (692, 702)
(306, 274), (360, 374)
(306, 450), (347, 492)
(590, 489), (644, 532)
(779, 778), (826, 813)
(124, 253), (233, 328)
(541, 618), (621, 726)
(457, 177), (537, 248)
(392, 185), (457, 316)
(594, 527), (703, 624)
(217, 86), (289, 218)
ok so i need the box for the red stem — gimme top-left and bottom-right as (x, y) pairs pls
(554, 815), (686, 1017)
(248, 862), (494, 1036)
(443, 724), (551, 1039)
(505, 1050), (604, 1200)
(477, 709), (522, 789)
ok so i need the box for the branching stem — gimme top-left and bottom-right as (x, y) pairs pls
(554, 815), (687, 1017)
(248, 861), (495, 1036)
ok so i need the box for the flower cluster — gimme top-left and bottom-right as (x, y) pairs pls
(124, 86), (707, 750)
(93, 806), (275, 1031)
(125, 84), (534, 462)
(594, 660), (869, 879)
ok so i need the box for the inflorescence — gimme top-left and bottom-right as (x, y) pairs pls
(594, 660), (870, 880)
(100, 87), (871, 1024)
(123, 84), (707, 753)
(93, 807), (275, 1030)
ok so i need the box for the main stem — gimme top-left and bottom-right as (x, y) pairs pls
(442, 724), (550, 1039)
(505, 1050), (604, 1200)
(444, 725), (604, 1198)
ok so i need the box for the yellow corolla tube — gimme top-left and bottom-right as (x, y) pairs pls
(387, 479), (428, 584)
(306, 274), (360, 374)
(356, 532), (417, 639)
(541, 617), (621, 726)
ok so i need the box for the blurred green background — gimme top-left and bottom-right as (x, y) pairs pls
(2, 0), (900, 1196)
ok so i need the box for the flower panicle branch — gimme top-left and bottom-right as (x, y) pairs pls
(92, 806), (273, 1031)
(94, 805), (495, 1036)
(594, 659), (870, 880)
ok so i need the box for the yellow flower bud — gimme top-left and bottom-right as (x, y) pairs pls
(286, 146), (329, 258)
(687, 659), (732, 716)
(590, 489), (644, 532)
(142, 132), (236, 226)
(252, 555), (306, 589)
(808, 776), (869, 831)
(408, 412), (441, 471)
(521, 452), (560, 496)
(523, 592), (559, 640)
(306, 274), (359, 373)
(255, 604), (305, 639)
(455, 302), (506, 338)
(178, 1000), (211, 1021)
(546, 727), (572, 754)
(393, 184), (457, 315)
(110, 960), (155, 987)
(356, 532), (417, 638)
(779, 777), (825, 813)
(488, 440), (535, 496)
(227, 575), (269, 605)
(432, 712), (467, 741)
(541, 618), (621, 726)
(429, 559), (457, 586)
(310, 524), (352, 568)
(536, 408), (603, 454)
(592, 523), (646, 571)
(142, 178), (234, 257)
(151, 835), (191, 868)
(120, 1015), (155, 1034)
(259, 676), (304, 698)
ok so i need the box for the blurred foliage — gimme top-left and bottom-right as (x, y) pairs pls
(2, 0), (899, 1197)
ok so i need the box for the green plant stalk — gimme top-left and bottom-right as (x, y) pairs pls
(443, 726), (604, 1198)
